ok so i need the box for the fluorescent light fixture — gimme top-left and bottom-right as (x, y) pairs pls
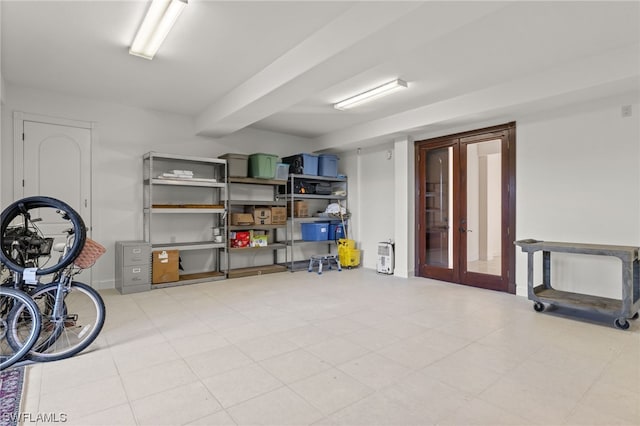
(333, 79), (408, 110)
(129, 0), (187, 60)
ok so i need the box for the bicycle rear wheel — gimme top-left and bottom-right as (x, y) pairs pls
(8, 281), (105, 362)
(0, 196), (86, 275)
(1, 287), (41, 370)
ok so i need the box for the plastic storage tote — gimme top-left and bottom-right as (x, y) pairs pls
(275, 163), (290, 180)
(328, 223), (345, 240)
(249, 153), (278, 179)
(219, 153), (248, 177)
(301, 222), (329, 241)
(282, 154), (318, 176)
(318, 154), (339, 177)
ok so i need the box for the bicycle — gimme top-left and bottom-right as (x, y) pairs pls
(1, 196), (106, 362)
(6, 232), (106, 362)
(0, 286), (41, 370)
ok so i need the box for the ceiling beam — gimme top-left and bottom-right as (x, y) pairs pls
(195, 2), (422, 137)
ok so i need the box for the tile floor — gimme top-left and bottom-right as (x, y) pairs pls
(20, 269), (640, 425)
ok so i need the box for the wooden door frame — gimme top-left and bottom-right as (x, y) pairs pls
(414, 122), (516, 293)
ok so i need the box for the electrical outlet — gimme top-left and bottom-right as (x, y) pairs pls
(621, 105), (632, 117)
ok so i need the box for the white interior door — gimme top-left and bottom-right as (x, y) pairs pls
(17, 119), (92, 242)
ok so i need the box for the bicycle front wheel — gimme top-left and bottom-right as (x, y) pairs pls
(0, 196), (86, 275)
(1, 287), (41, 370)
(9, 281), (105, 362)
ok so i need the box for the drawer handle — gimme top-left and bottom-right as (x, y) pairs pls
(132, 268), (141, 273)
(133, 249), (141, 254)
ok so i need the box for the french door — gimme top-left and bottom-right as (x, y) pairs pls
(415, 123), (516, 292)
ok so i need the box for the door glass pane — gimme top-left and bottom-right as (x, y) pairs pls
(425, 147), (453, 268)
(466, 140), (502, 275)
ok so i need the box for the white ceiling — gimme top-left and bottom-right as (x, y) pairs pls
(2, 1), (639, 151)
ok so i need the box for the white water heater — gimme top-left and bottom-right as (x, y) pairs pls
(377, 241), (394, 274)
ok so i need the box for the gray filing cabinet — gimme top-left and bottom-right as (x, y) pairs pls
(115, 241), (151, 294)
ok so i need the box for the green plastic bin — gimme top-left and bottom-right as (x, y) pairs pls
(249, 153), (279, 179)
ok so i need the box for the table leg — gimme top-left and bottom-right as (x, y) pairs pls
(543, 251), (551, 289)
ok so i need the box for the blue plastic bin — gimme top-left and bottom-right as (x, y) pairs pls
(318, 154), (339, 177)
(328, 223), (345, 240)
(282, 154), (318, 176)
(301, 223), (329, 241)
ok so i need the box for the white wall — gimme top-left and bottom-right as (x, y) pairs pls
(516, 101), (640, 298)
(1, 84), (314, 288)
(342, 143), (395, 269)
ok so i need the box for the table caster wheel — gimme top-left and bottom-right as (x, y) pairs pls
(533, 302), (545, 312)
(630, 312), (639, 320)
(614, 318), (630, 330)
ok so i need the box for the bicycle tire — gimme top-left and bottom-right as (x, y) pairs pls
(0, 287), (41, 370)
(8, 281), (105, 362)
(0, 196), (86, 275)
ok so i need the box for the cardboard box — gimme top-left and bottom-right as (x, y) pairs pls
(231, 213), (254, 226)
(152, 249), (179, 284)
(250, 230), (269, 247)
(287, 201), (309, 217)
(230, 231), (251, 248)
(246, 207), (271, 225)
(271, 207), (287, 224)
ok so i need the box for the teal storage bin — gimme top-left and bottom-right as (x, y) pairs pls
(318, 154), (339, 177)
(249, 153), (278, 179)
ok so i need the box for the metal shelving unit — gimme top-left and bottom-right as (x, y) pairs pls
(226, 177), (288, 278)
(278, 174), (348, 271)
(143, 152), (228, 288)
